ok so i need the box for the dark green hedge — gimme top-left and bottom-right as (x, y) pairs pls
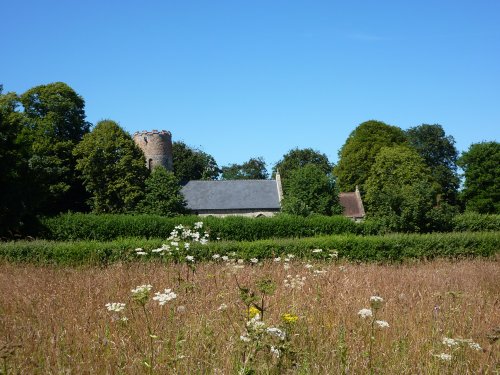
(1, 232), (498, 265)
(452, 213), (500, 232)
(39, 213), (367, 241)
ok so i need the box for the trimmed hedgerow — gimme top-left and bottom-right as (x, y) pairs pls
(39, 213), (365, 241)
(452, 213), (500, 232)
(1, 232), (497, 265)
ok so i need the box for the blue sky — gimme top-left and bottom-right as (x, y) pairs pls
(2, 0), (499, 171)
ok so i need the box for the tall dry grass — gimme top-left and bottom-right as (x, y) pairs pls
(0, 259), (498, 374)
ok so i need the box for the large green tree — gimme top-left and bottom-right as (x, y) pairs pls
(74, 120), (148, 213)
(221, 157), (268, 180)
(172, 141), (220, 183)
(281, 164), (342, 216)
(365, 146), (441, 232)
(458, 142), (500, 214)
(19, 82), (91, 213)
(272, 148), (332, 180)
(137, 166), (186, 216)
(406, 124), (459, 204)
(334, 120), (407, 193)
(0, 87), (32, 235)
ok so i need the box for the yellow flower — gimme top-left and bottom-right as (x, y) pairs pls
(248, 306), (260, 319)
(282, 313), (298, 324)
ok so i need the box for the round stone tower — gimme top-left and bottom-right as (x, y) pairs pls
(133, 130), (173, 171)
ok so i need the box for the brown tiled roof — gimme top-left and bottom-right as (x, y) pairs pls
(339, 190), (365, 218)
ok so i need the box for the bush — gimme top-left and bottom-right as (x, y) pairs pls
(1, 232), (497, 265)
(452, 213), (500, 232)
(38, 213), (363, 241)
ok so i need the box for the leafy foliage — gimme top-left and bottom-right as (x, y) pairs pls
(137, 166), (186, 216)
(406, 124), (459, 204)
(19, 82), (91, 214)
(172, 141), (220, 182)
(365, 146), (440, 232)
(281, 164), (341, 216)
(74, 120), (148, 213)
(272, 148), (332, 180)
(334, 120), (407, 193)
(458, 142), (500, 214)
(221, 157), (268, 180)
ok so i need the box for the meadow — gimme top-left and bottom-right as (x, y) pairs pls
(1, 258), (498, 374)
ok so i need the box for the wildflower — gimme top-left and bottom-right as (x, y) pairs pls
(283, 264), (290, 270)
(120, 316), (128, 322)
(171, 241), (179, 247)
(468, 342), (482, 351)
(375, 320), (390, 329)
(250, 258), (259, 264)
(313, 270), (327, 275)
(186, 255), (195, 262)
(247, 315), (265, 331)
(370, 295), (384, 309)
(131, 284), (152, 294)
(237, 259), (244, 264)
(358, 308), (373, 319)
(270, 346), (281, 358)
(274, 257), (281, 262)
(248, 306), (260, 319)
(184, 243), (190, 249)
(442, 337), (459, 347)
(176, 305), (186, 313)
(134, 248), (144, 252)
(152, 289), (177, 306)
(282, 313), (298, 324)
(329, 250), (339, 259)
(136, 251), (147, 256)
(240, 335), (251, 343)
(267, 327), (286, 340)
(212, 254), (221, 260)
(151, 247), (164, 253)
(194, 222), (203, 229)
(304, 264), (313, 269)
(200, 238), (208, 245)
(312, 248), (323, 253)
(284, 274), (306, 289)
(433, 353), (452, 361)
(218, 303), (228, 311)
(105, 302), (126, 312)
(222, 255), (229, 261)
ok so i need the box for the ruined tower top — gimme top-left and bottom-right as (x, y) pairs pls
(133, 130), (173, 171)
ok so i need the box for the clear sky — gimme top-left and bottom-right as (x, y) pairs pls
(2, 0), (499, 171)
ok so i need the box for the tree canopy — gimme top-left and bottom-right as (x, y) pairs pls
(172, 141), (220, 183)
(19, 82), (91, 213)
(406, 124), (459, 204)
(365, 145), (439, 232)
(221, 157), (268, 180)
(334, 120), (407, 193)
(74, 120), (148, 213)
(137, 166), (186, 216)
(458, 142), (500, 214)
(281, 164), (341, 216)
(273, 148), (332, 180)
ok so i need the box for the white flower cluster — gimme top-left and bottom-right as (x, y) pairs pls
(433, 353), (452, 361)
(152, 289), (177, 306)
(266, 327), (286, 341)
(442, 337), (482, 351)
(284, 274), (306, 289)
(358, 308), (373, 319)
(131, 284), (153, 295)
(167, 223), (210, 245)
(375, 320), (389, 328)
(105, 302), (126, 312)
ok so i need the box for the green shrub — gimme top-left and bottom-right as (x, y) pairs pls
(39, 213), (364, 241)
(1, 232), (497, 265)
(452, 213), (500, 232)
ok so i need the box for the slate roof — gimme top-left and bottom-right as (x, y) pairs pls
(181, 180), (281, 211)
(339, 191), (366, 218)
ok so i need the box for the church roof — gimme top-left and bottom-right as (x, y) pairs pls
(181, 180), (281, 211)
(339, 190), (366, 218)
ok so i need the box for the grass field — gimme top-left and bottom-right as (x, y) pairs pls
(1, 258), (498, 374)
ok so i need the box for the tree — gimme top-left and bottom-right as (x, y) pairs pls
(221, 157), (269, 180)
(19, 82), (91, 214)
(457, 142), (500, 214)
(406, 124), (459, 204)
(334, 120), (407, 193)
(0, 88), (32, 235)
(137, 166), (186, 216)
(364, 146), (439, 232)
(74, 120), (148, 213)
(281, 164), (342, 216)
(172, 141), (220, 183)
(272, 148), (333, 180)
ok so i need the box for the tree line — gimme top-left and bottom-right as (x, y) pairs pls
(1, 82), (498, 236)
